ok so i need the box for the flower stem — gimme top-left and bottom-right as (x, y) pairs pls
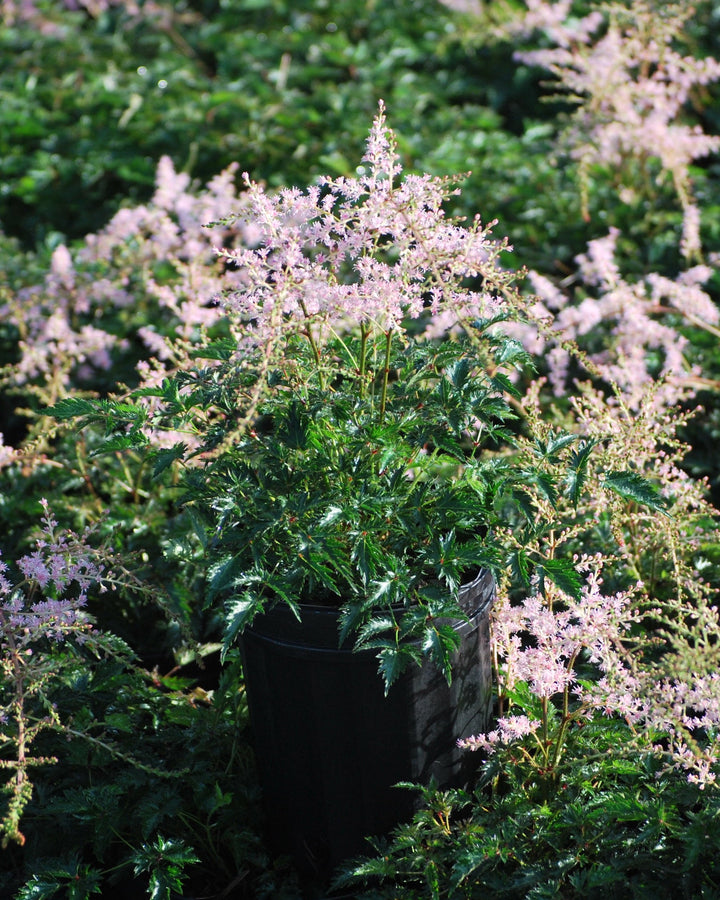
(298, 297), (325, 392)
(358, 324), (369, 400)
(379, 329), (393, 422)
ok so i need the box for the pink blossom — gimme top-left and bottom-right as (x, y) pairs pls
(1, 503), (105, 653)
(502, 1), (720, 258)
(214, 104), (523, 362)
(458, 714), (542, 754)
(17, 552), (51, 590)
(3, 154), (249, 421)
(476, 551), (720, 786)
(513, 230), (717, 407)
(0, 434), (18, 471)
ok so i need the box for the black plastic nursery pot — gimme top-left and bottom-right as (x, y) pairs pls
(240, 568), (495, 876)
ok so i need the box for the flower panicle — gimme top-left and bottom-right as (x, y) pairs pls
(1, 499), (105, 647)
(212, 101), (526, 381)
(460, 558), (720, 788)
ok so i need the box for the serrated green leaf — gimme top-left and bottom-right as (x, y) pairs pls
(104, 712), (134, 733)
(91, 432), (149, 455)
(526, 471), (559, 507)
(377, 646), (412, 693)
(355, 615), (396, 646)
(566, 438), (601, 506)
(510, 549), (530, 587)
(495, 336), (532, 368)
(44, 397), (100, 419)
(422, 623), (460, 682)
(222, 594), (258, 648)
(150, 443), (187, 477)
(338, 600), (368, 648)
(15, 879), (60, 900)
(503, 678), (547, 720)
(190, 338), (236, 361)
(603, 470), (670, 513)
(425, 859), (441, 899)
(16, 864), (102, 900)
(279, 401), (309, 449)
(299, 548), (341, 593)
(352, 531), (381, 586)
(544, 431), (579, 458)
(540, 557), (583, 601)
(207, 554), (243, 601)
(489, 370), (522, 399)
(446, 356), (472, 390)
(133, 836), (199, 900)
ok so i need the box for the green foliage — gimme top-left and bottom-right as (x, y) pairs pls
(5, 0), (690, 277)
(131, 836), (200, 900)
(0, 0), (541, 250)
(337, 719), (720, 899)
(1, 648), (296, 899)
(15, 861), (102, 900)
(602, 470), (670, 512)
(81, 322), (657, 689)
(183, 332), (531, 687)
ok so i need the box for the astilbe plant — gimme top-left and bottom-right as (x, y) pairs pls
(476, 365), (720, 780)
(506, 0), (720, 259)
(0, 500), (105, 847)
(55, 104), (663, 689)
(55, 105), (530, 685)
(0, 499), (204, 866)
(199, 100), (525, 429)
(459, 562), (645, 778)
(462, 560), (720, 790)
(0, 155), (249, 464)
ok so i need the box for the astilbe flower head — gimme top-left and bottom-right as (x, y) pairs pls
(490, 565), (640, 699)
(1, 155), (250, 449)
(1, 499), (104, 647)
(458, 714), (542, 754)
(502, 0), (720, 258)
(460, 557), (720, 787)
(213, 101), (525, 373)
(509, 229), (718, 408)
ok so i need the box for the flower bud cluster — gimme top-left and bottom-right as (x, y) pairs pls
(213, 102), (523, 365)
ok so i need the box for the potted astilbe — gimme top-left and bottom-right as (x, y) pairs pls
(53, 104), (656, 875)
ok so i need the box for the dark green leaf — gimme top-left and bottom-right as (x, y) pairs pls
(377, 646), (413, 693)
(222, 593), (260, 653)
(566, 438), (601, 506)
(44, 397), (101, 419)
(603, 470), (670, 513)
(279, 401), (309, 449)
(539, 557), (583, 601)
(91, 432), (149, 455)
(150, 443), (188, 477)
(422, 623), (461, 683)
